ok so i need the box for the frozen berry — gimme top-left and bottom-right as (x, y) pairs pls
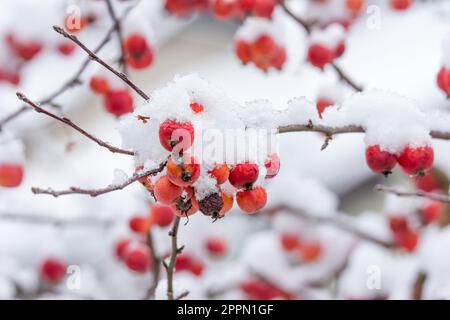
(154, 176), (183, 205)
(365, 145), (397, 175)
(40, 258), (67, 283)
(166, 154), (200, 187)
(398, 145), (434, 176)
(229, 162), (259, 189)
(159, 119), (195, 152)
(149, 204), (174, 227)
(115, 237), (132, 260)
(89, 76), (110, 95)
(307, 44), (334, 69)
(129, 215), (150, 234)
(124, 33), (154, 69)
(236, 187), (267, 214)
(209, 164), (230, 184)
(124, 245), (151, 273)
(104, 89), (134, 116)
(206, 237), (227, 256)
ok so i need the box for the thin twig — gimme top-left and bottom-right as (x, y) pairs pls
(144, 230), (161, 300)
(17, 92), (134, 156)
(53, 25), (150, 101)
(278, 0), (312, 34)
(105, 0), (128, 75)
(31, 161), (167, 198)
(375, 184), (450, 204)
(331, 62), (363, 92)
(163, 216), (184, 300)
(175, 290), (190, 300)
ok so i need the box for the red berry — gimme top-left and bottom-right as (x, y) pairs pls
(0, 164), (24, 188)
(345, 0), (365, 14)
(219, 191), (234, 216)
(189, 260), (204, 276)
(206, 237), (227, 256)
(104, 90), (134, 116)
(124, 33), (154, 69)
(40, 258), (67, 283)
(165, 0), (207, 16)
(89, 76), (110, 95)
(124, 245), (151, 273)
(307, 43), (334, 69)
(252, 0), (276, 18)
(154, 176), (183, 205)
(280, 233), (302, 251)
(129, 215), (150, 234)
(209, 164), (230, 184)
(316, 98), (334, 118)
(7, 34), (43, 61)
(298, 242), (322, 262)
(235, 40), (252, 65)
(175, 253), (204, 276)
(389, 215), (409, 233)
(149, 204), (174, 227)
(57, 42), (76, 56)
(167, 154), (200, 187)
(395, 230), (419, 252)
(413, 172), (440, 192)
(270, 46), (286, 70)
(264, 154), (280, 179)
(158, 119), (195, 152)
(420, 200), (442, 225)
(334, 41), (346, 58)
(437, 67), (450, 97)
(250, 35), (277, 72)
(115, 237), (132, 259)
(238, 0), (255, 12)
(190, 102), (204, 113)
(240, 279), (292, 300)
(390, 0), (413, 10)
(229, 162), (259, 189)
(365, 145), (397, 175)
(236, 187), (267, 214)
(0, 68), (20, 86)
(212, 0), (239, 20)
(398, 145), (434, 176)
(171, 196), (199, 217)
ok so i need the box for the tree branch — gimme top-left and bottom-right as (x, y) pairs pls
(144, 230), (161, 300)
(31, 161), (167, 197)
(105, 0), (128, 75)
(16, 92), (134, 156)
(375, 184), (450, 204)
(53, 25), (150, 101)
(163, 216), (185, 300)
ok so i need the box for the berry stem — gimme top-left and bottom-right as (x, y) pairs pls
(375, 184), (450, 204)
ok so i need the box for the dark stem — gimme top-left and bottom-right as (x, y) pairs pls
(105, 0), (129, 75)
(144, 230), (161, 300)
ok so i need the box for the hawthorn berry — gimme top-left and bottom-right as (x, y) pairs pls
(334, 41), (346, 58)
(264, 154), (280, 179)
(365, 145), (397, 175)
(124, 245), (151, 273)
(124, 33), (154, 70)
(388, 215), (408, 233)
(158, 119), (195, 152)
(104, 89), (134, 116)
(250, 35), (277, 72)
(316, 98), (334, 118)
(251, 0), (276, 18)
(39, 258), (67, 283)
(0, 164), (24, 188)
(437, 67), (450, 97)
(129, 215), (150, 234)
(154, 176), (183, 205)
(115, 237), (132, 260)
(240, 279), (292, 300)
(166, 154), (200, 187)
(208, 163), (230, 184)
(89, 76), (110, 95)
(270, 46), (287, 70)
(236, 187), (267, 214)
(165, 0), (208, 17)
(307, 44), (335, 69)
(57, 42), (76, 56)
(390, 0), (413, 11)
(206, 237), (227, 256)
(228, 162), (259, 189)
(149, 204), (174, 227)
(394, 230), (419, 252)
(398, 145), (434, 176)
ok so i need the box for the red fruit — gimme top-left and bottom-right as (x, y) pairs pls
(316, 98), (334, 118)
(238, 0), (255, 12)
(57, 42), (76, 56)
(219, 191), (234, 216)
(7, 34), (43, 61)
(190, 102), (204, 113)
(171, 196), (199, 217)
(0, 164), (24, 188)
(390, 0), (413, 10)
(389, 215), (409, 233)
(165, 0), (207, 16)
(229, 162), (259, 189)
(236, 187), (267, 214)
(206, 237), (227, 256)
(209, 164), (230, 184)
(115, 238), (132, 260)
(154, 176), (183, 205)
(129, 215), (150, 234)
(212, 0), (238, 20)
(190, 261), (204, 276)
(250, 35), (277, 72)
(299, 242), (322, 262)
(334, 41), (346, 58)
(124, 245), (151, 273)
(89, 76), (110, 95)
(240, 279), (292, 300)
(414, 172), (439, 193)
(149, 204), (174, 227)
(398, 145), (434, 176)
(264, 154), (280, 179)
(345, 0), (364, 14)
(0, 68), (20, 86)
(158, 119), (195, 152)
(271, 46), (286, 70)
(235, 40), (252, 65)
(40, 258), (67, 283)
(136, 166), (155, 192)
(104, 90), (134, 116)
(395, 230), (419, 252)
(252, 0), (276, 18)
(420, 200), (442, 225)
(175, 253), (204, 276)
(280, 233), (301, 251)
(307, 43), (334, 69)
(365, 145), (397, 175)
(124, 33), (154, 69)
(167, 154), (200, 187)
(437, 67), (450, 96)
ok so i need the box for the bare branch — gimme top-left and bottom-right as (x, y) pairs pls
(31, 161), (167, 198)
(17, 92), (134, 156)
(163, 216), (183, 300)
(375, 184), (450, 204)
(144, 230), (162, 300)
(411, 271), (427, 300)
(53, 25), (150, 101)
(175, 290), (190, 300)
(105, 0), (128, 75)
(331, 62), (363, 92)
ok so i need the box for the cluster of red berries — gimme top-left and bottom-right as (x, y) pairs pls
(365, 144), (434, 176)
(280, 232), (323, 263)
(175, 253), (205, 276)
(413, 171), (444, 225)
(0, 163), (24, 188)
(235, 35), (286, 72)
(437, 67), (450, 97)
(115, 204), (175, 273)
(211, 0), (276, 20)
(388, 215), (419, 252)
(240, 278), (293, 300)
(316, 97), (335, 118)
(123, 33), (154, 70)
(89, 76), (134, 116)
(164, 0), (209, 17)
(39, 257), (67, 284)
(307, 38), (345, 70)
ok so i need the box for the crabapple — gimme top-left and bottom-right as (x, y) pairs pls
(158, 119), (195, 152)
(219, 191), (234, 216)
(235, 40), (252, 65)
(316, 98), (334, 117)
(124, 245), (151, 273)
(166, 154), (200, 187)
(124, 33), (154, 70)
(115, 237), (132, 260)
(390, 0), (413, 11)
(206, 237), (227, 256)
(398, 145), (434, 176)
(228, 162), (259, 189)
(39, 258), (67, 283)
(104, 89), (134, 116)
(0, 164), (24, 188)
(420, 200), (443, 225)
(89, 76), (110, 95)
(171, 196), (199, 217)
(190, 102), (204, 113)
(149, 204), (174, 227)
(307, 44), (335, 69)
(437, 67), (450, 97)
(252, 0), (277, 18)
(365, 145), (397, 175)
(236, 187), (267, 213)
(154, 176), (183, 205)
(264, 154), (280, 179)
(345, 0), (364, 14)
(211, 0), (239, 20)
(280, 232), (301, 251)
(129, 215), (150, 234)
(209, 163), (230, 184)
(413, 172), (440, 192)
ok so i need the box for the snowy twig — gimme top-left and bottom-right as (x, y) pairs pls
(278, 0), (313, 34)
(375, 184), (450, 204)
(30, 161), (167, 197)
(144, 230), (161, 300)
(330, 62), (363, 92)
(16, 92), (134, 155)
(0, 213), (114, 228)
(105, 0), (128, 75)
(162, 216), (186, 300)
(53, 25), (150, 101)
